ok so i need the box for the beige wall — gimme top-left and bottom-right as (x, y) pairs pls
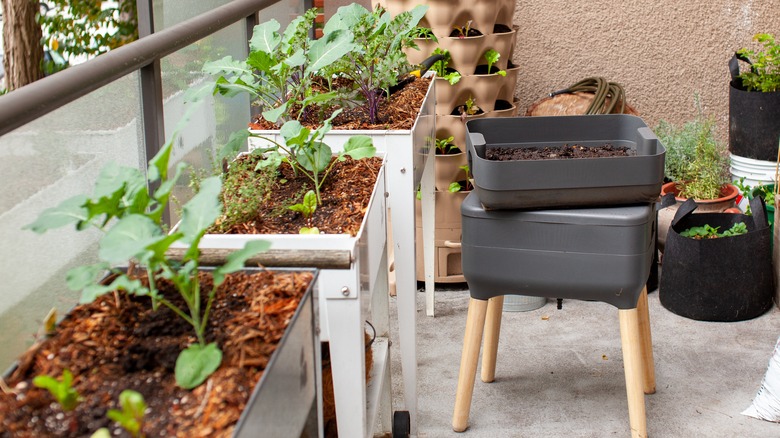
(512, 1), (779, 139)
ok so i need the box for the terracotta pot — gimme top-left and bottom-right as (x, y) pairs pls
(657, 182), (740, 252)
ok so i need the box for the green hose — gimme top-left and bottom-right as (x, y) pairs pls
(549, 77), (627, 115)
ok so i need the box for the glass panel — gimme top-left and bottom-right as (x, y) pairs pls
(0, 72), (145, 369)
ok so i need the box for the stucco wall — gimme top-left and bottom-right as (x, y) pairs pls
(512, 1), (779, 139)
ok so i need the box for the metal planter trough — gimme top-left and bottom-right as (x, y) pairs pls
(466, 114), (665, 210)
(460, 193), (656, 307)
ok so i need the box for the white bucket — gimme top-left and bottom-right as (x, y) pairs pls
(730, 153), (778, 188)
(503, 295), (547, 312)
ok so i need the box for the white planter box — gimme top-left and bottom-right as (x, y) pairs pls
(246, 79), (436, 436)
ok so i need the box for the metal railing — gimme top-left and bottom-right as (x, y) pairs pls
(0, 0), (289, 140)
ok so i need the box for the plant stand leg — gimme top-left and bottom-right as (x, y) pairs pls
(453, 298), (489, 432)
(619, 307), (648, 438)
(322, 269), (367, 437)
(481, 296), (504, 383)
(636, 287), (656, 394)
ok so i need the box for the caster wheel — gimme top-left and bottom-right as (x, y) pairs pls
(392, 410), (410, 438)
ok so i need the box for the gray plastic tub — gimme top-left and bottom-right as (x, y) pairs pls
(466, 115), (665, 210)
(461, 193), (655, 309)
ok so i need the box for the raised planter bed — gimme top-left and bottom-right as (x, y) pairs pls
(466, 115), (666, 210)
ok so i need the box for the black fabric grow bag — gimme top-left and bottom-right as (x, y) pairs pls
(659, 195), (774, 322)
(728, 54), (780, 161)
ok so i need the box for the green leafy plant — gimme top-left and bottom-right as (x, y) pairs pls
(430, 48), (461, 85)
(322, 3), (428, 124)
(734, 177), (776, 214)
(107, 390), (147, 438)
(482, 49), (506, 76)
(736, 33), (780, 92)
(204, 8), (355, 126)
(233, 111), (376, 205)
(681, 222), (748, 239)
(455, 96), (482, 117)
(289, 190), (320, 234)
(448, 165), (473, 192)
(33, 370), (80, 411)
(655, 99), (730, 200)
(24, 124), (270, 389)
(435, 136), (460, 154)
(410, 26), (437, 41)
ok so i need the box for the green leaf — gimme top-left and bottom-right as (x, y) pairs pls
(262, 102), (290, 125)
(179, 176), (222, 245)
(147, 142), (173, 183)
(211, 240), (270, 288)
(23, 195), (88, 233)
(306, 29), (357, 74)
(342, 136), (376, 160)
(280, 120), (309, 146)
(218, 130), (251, 162)
(449, 182), (462, 193)
(203, 56), (250, 76)
(65, 263), (110, 292)
(175, 343), (223, 389)
(98, 214), (162, 264)
(299, 227), (320, 234)
(298, 142), (332, 174)
(249, 20), (281, 54)
(246, 50), (275, 72)
(90, 429), (112, 438)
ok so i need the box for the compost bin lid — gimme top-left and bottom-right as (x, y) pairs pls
(461, 192), (653, 226)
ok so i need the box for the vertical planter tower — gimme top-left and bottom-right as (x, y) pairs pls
(385, 0), (519, 283)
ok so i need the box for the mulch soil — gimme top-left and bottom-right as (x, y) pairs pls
(248, 77), (431, 131)
(485, 144), (635, 161)
(0, 270), (313, 437)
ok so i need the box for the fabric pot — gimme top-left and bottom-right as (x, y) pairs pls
(728, 55), (780, 161)
(659, 196), (774, 322)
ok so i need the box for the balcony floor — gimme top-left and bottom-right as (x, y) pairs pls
(389, 284), (780, 437)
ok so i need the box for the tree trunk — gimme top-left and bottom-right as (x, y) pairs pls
(1, 0), (45, 90)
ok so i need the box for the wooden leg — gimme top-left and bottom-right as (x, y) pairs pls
(481, 296), (504, 383)
(636, 287), (656, 394)
(619, 307), (648, 438)
(453, 298), (489, 432)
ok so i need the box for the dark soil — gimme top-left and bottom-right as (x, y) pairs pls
(248, 76), (431, 131)
(493, 24), (513, 33)
(0, 270), (314, 437)
(449, 28), (482, 38)
(213, 155), (383, 236)
(485, 144), (635, 161)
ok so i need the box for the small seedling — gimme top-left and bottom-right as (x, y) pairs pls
(448, 165), (474, 192)
(33, 369), (80, 411)
(483, 49), (506, 76)
(289, 190), (320, 234)
(452, 20), (474, 38)
(107, 390), (147, 438)
(435, 136), (459, 154)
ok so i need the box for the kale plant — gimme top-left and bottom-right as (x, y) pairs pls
(204, 8), (356, 125)
(322, 3), (428, 124)
(25, 129), (269, 389)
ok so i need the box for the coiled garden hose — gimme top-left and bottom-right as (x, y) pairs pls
(549, 77), (627, 115)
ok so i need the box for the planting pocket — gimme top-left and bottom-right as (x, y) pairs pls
(660, 195), (773, 321)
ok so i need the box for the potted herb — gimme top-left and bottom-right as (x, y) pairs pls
(729, 33), (780, 162)
(2, 139), (319, 435)
(655, 108), (738, 251)
(434, 135), (467, 192)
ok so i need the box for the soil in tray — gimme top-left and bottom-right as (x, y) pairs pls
(0, 270), (313, 437)
(485, 144), (635, 161)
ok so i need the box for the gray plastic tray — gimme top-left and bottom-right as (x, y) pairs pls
(466, 115), (665, 210)
(460, 193), (655, 309)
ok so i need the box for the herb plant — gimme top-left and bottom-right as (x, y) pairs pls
(655, 99), (730, 200)
(24, 133), (269, 389)
(107, 390), (147, 438)
(322, 4), (429, 124)
(204, 8), (356, 126)
(482, 49), (506, 76)
(737, 33), (780, 92)
(680, 222), (748, 239)
(33, 370), (81, 411)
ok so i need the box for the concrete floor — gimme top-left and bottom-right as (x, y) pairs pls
(389, 285), (780, 437)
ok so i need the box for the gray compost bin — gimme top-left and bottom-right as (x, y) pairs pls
(466, 115), (665, 210)
(461, 193), (655, 309)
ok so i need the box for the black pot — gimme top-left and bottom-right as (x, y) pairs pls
(728, 55), (780, 161)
